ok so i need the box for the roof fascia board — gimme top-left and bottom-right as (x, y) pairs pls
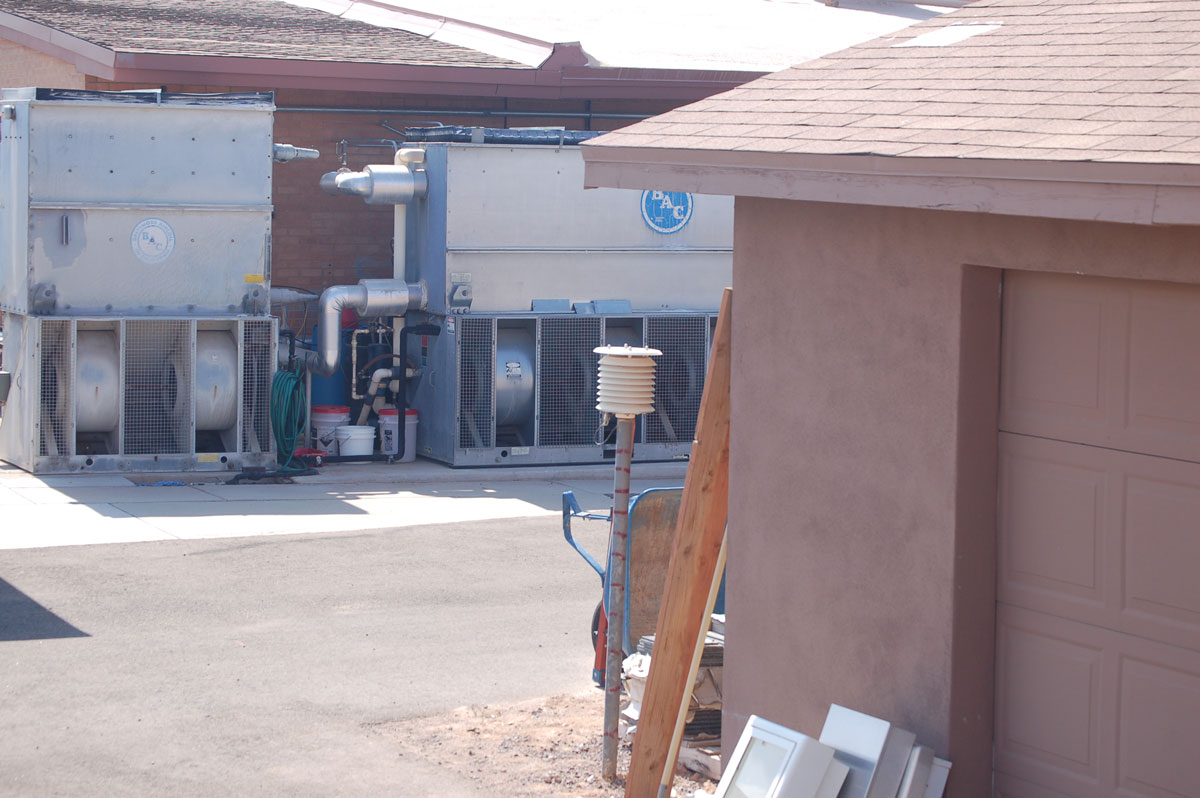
(0, 13), (116, 77)
(112, 50), (533, 81)
(561, 65), (764, 86)
(105, 65), (540, 99)
(581, 147), (1200, 227)
(99, 51), (753, 101)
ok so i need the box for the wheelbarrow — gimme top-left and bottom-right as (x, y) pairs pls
(563, 487), (725, 685)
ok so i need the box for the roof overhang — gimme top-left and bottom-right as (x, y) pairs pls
(0, 11), (762, 101)
(582, 145), (1200, 227)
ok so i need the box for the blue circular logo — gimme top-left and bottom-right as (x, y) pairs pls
(641, 190), (693, 234)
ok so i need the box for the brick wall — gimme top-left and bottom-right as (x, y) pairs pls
(0, 40), (86, 90)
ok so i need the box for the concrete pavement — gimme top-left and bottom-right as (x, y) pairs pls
(0, 459), (686, 549)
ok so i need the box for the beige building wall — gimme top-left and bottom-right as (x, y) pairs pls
(0, 41), (86, 90)
(725, 197), (1200, 796)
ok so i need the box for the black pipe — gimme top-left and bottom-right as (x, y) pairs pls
(280, 329), (298, 372)
(400, 126), (602, 145)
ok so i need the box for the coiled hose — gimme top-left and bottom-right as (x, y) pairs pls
(271, 368), (307, 472)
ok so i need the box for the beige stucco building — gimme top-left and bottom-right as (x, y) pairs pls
(584, 1), (1200, 796)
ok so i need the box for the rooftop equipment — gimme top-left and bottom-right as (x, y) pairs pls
(0, 88), (316, 473)
(318, 129), (733, 466)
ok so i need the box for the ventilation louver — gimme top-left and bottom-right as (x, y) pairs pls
(538, 317), (602, 447)
(2, 316), (276, 473)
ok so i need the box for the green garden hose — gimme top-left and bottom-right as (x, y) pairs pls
(271, 368), (307, 472)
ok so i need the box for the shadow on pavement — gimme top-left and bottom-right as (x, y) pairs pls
(0, 578), (88, 641)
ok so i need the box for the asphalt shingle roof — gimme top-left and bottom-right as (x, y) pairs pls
(589, 0), (1200, 165)
(0, 0), (523, 68)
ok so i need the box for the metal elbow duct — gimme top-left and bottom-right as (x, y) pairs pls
(319, 160), (427, 205)
(310, 280), (426, 377)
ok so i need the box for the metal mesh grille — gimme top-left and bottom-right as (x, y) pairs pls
(241, 319), (274, 454)
(457, 317), (494, 449)
(123, 320), (192, 455)
(538, 317), (602, 447)
(38, 319), (72, 457)
(645, 316), (708, 444)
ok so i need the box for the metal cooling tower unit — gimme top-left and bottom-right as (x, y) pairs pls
(0, 88), (314, 473)
(320, 129), (733, 466)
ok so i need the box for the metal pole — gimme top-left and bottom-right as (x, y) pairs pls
(602, 414), (636, 781)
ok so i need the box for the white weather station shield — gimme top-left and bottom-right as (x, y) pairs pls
(641, 189), (693, 234)
(130, 217), (176, 264)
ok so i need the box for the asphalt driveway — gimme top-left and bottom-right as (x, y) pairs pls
(0, 514), (612, 797)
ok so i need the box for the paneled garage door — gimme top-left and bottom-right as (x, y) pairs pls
(994, 272), (1200, 797)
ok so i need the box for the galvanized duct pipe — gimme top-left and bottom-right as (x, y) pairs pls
(301, 148), (430, 378)
(309, 279), (427, 377)
(319, 149), (427, 204)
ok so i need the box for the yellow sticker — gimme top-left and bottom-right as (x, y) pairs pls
(197, 453), (220, 463)
(244, 274), (264, 284)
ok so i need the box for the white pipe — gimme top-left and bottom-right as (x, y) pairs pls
(392, 202), (407, 380)
(395, 204), (407, 280)
(355, 366), (418, 425)
(356, 368), (395, 425)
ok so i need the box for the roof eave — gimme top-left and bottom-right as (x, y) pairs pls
(1, 15), (759, 101)
(581, 144), (1200, 227)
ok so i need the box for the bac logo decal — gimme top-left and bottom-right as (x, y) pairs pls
(130, 218), (176, 264)
(641, 190), (693, 234)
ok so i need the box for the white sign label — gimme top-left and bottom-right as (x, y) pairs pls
(130, 218), (176, 264)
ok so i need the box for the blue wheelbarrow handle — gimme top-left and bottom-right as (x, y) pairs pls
(562, 490), (609, 579)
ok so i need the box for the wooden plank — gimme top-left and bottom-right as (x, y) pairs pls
(625, 287), (732, 798)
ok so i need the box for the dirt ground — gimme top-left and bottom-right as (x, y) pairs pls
(388, 690), (719, 798)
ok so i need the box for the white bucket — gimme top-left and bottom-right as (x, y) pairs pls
(378, 408), (418, 462)
(334, 424), (375, 457)
(311, 405), (350, 455)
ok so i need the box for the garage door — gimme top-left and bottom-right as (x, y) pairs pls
(994, 272), (1200, 798)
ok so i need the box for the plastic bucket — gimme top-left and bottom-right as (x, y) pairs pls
(334, 425), (375, 457)
(378, 408), (418, 462)
(378, 409), (400, 456)
(311, 405), (350, 455)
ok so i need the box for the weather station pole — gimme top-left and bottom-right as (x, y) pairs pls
(594, 345), (661, 782)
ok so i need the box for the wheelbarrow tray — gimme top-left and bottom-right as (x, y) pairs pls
(562, 487), (682, 654)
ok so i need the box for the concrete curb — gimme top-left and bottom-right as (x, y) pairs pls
(0, 459), (689, 487)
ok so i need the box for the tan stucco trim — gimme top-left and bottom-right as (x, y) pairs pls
(582, 145), (1200, 226)
(0, 12), (118, 78)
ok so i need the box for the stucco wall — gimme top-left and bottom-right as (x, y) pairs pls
(0, 41), (85, 90)
(725, 198), (1200, 796)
